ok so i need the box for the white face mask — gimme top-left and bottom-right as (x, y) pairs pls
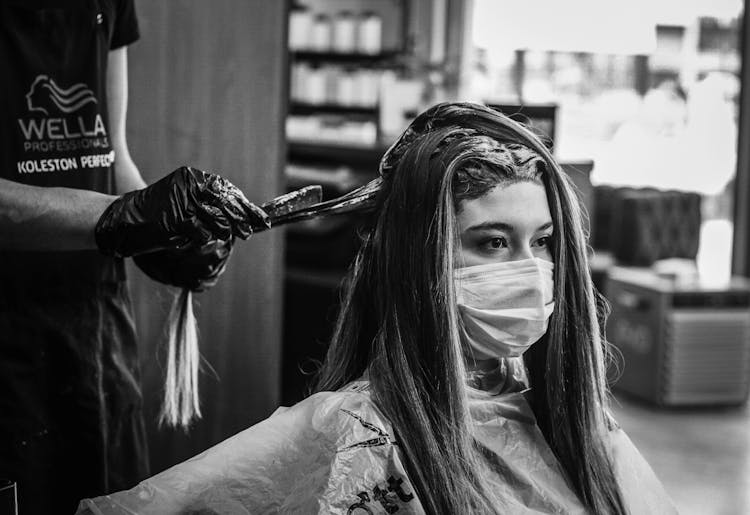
(455, 257), (555, 360)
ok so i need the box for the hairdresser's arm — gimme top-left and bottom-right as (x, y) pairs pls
(0, 179), (115, 251)
(108, 47), (146, 194)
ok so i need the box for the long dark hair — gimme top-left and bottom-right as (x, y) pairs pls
(313, 102), (625, 514)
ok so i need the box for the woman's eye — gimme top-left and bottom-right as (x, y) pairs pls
(534, 236), (551, 248)
(482, 237), (507, 250)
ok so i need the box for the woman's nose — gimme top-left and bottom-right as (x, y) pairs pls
(510, 244), (535, 261)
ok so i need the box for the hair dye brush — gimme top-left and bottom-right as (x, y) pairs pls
(161, 179), (382, 428)
(254, 179), (381, 231)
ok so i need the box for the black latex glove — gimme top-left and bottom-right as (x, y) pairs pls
(95, 166), (270, 258)
(133, 238), (232, 292)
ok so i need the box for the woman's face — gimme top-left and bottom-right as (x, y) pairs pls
(456, 181), (553, 268)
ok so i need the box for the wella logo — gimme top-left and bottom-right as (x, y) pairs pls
(26, 75), (97, 115)
(18, 75), (106, 141)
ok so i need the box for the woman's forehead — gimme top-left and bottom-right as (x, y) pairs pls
(457, 182), (553, 232)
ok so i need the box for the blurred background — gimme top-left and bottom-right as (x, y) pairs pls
(125, 2), (750, 513)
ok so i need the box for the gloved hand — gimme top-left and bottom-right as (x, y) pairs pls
(133, 238), (232, 292)
(95, 166), (270, 258)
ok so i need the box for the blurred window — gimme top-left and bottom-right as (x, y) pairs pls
(469, 0), (743, 281)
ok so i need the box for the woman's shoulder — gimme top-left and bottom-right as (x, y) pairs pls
(277, 380), (397, 448)
(76, 380), (422, 515)
(274, 380), (383, 423)
(604, 418), (679, 514)
(286, 379), (375, 409)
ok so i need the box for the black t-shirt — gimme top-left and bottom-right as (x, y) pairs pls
(0, 0), (139, 288)
(0, 3), (148, 511)
(0, 0), (139, 189)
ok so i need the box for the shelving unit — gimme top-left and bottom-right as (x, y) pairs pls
(288, 51), (406, 143)
(291, 50), (401, 64)
(289, 102), (378, 117)
(282, 0), (409, 405)
(287, 140), (389, 166)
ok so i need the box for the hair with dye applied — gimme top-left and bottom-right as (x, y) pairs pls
(160, 289), (202, 428)
(313, 102), (626, 514)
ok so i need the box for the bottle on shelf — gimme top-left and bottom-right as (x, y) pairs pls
(286, 114), (377, 146)
(356, 11), (383, 55)
(337, 68), (357, 106)
(332, 11), (357, 53)
(310, 13), (332, 52)
(291, 63), (385, 111)
(305, 65), (327, 105)
(288, 7), (313, 51)
(354, 68), (381, 108)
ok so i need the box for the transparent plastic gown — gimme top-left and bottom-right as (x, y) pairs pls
(77, 381), (676, 514)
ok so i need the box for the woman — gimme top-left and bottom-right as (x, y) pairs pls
(77, 103), (674, 514)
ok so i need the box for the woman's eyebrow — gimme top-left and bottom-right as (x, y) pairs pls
(537, 222), (554, 232)
(466, 221), (553, 233)
(465, 221), (515, 233)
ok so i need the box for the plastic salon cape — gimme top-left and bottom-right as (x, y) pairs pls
(77, 380), (676, 515)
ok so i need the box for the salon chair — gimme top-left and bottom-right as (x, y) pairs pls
(590, 186), (702, 294)
(606, 266), (750, 406)
(591, 186), (750, 406)
(592, 186), (702, 266)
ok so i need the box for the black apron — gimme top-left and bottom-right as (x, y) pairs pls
(0, 1), (148, 513)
